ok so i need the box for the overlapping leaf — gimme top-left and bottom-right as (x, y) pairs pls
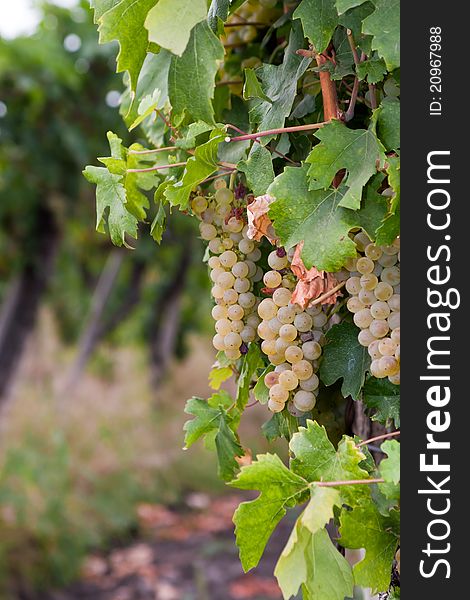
(98, 0), (156, 91)
(168, 21), (224, 125)
(320, 322), (371, 400)
(306, 120), (386, 210)
(268, 165), (362, 271)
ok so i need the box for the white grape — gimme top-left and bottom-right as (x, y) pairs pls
(294, 313), (313, 332)
(269, 384), (289, 404)
(293, 390), (316, 412)
(278, 370), (299, 391)
(273, 287), (292, 307)
(292, 360), (314, 381)
(264, 270), (282, 288)
(285, 345), (303, 364)
(264, 371), (280, 388)
(279, 324), (298, 342)
(258, 298), (278, 320)
(302, 341), (322, 360)
(268, 250), (288, 270)
(232, 262), (249, 279)
(219, 250), (237, 268)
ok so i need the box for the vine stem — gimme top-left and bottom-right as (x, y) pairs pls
(129, 146), (178, 155)
(127, 161), (187, 173)
(225, 121), (329, 143)
(201, 170), (237, 185)
(225, 123), (299, 165)
(356, 430), (400, 448)
(308, 281), (346, 307)
(314, 478), (385, 487)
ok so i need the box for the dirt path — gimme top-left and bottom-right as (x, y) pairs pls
(47, 495), (294, 600)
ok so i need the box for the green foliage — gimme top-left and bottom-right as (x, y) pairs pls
(184, 392), (243, 481)
(145, 0), (207, 56)
(320, 322), (371, 400)
(340, 505), (399, 593)
(84, 0), (401, 596)
(294, 0), (339, 54)
(268, 166), (358, 271)
(168, 22), (224, 125)
(363, 376), (400, 428)
(97, 0), (156, 91)
(306, 120), (386, 210)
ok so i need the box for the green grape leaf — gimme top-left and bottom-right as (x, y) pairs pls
(337, 2), (374, 46)
(356, 56), (387, 84)
(90, 0), (122, 23)
(98, 0), (156, 91)
(209, 365), (233, 390)
(128, 89), (161, 131)
(294, 0), (339, 54)
(238, 144), (275, 197)
(362, 0), (400, 71)
(122, 51), (171, 130)
(168, 21), (224, 125)
(183, 396), (222, 448)
(207, 0), (231, 33)
(320, 322), (371, 400)
(275, 524), (354, 600)
(375, 208), (400, 247)
(145, 0), (207, 57)
(336, 0), (368, 14)
(380, 440), (400, 485)
(237, 342), (263, 409)
(376, 156), (400, 245)
(305, 120), (386, 210)
(254, 365), (274, 405)
(290, 421), (371, 506)
(268, 165), (358, 271)
(363, 376), (400, 428)
(387, 155), (400, 214)
(215, 413), (244, 481)
(150, 201), (166, 243)
(230, 454), (307, 571)
(243, 68), (272, 103)
(301, 486), (341, 534)
(357, 176), (388, 242)
(376, 99), (400, 151)
(175, 121), (213, 150)
(248, 22), (311, 142)
(164, 129), (224, 208)
(261, 411), (298, 442)
(339, 505), (399, 593)
(183, 395), (242, 481)
(83, 166), (138, 247)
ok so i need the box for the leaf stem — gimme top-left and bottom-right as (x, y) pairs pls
(356, 430), (400, 448)
(314, 478), (385, 487)
(128, 146), (178, 155)
(126, 161), (187, 173)
(309, 281), (346, 307)
(346, 29), (360, 66)
(225, 122), (329, 143)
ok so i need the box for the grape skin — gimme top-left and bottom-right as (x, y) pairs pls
(345, 237), (400, 383)
(196, 191), (263, 359)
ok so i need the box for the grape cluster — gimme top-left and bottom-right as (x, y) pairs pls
(257, 249), (330, 414)
(345, 232), (400, 384)
(193, 183), (262, 361)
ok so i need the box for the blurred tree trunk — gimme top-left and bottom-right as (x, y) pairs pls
(149, 243), (192, 391)
(64, 248), (125, 390)
(0, 205), (59, 406)
(63, 250), (147, 390)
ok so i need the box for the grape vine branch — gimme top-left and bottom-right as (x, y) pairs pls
(84, 1), (401, 598)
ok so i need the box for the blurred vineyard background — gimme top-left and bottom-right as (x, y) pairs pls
(0, 3), (287, 598)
